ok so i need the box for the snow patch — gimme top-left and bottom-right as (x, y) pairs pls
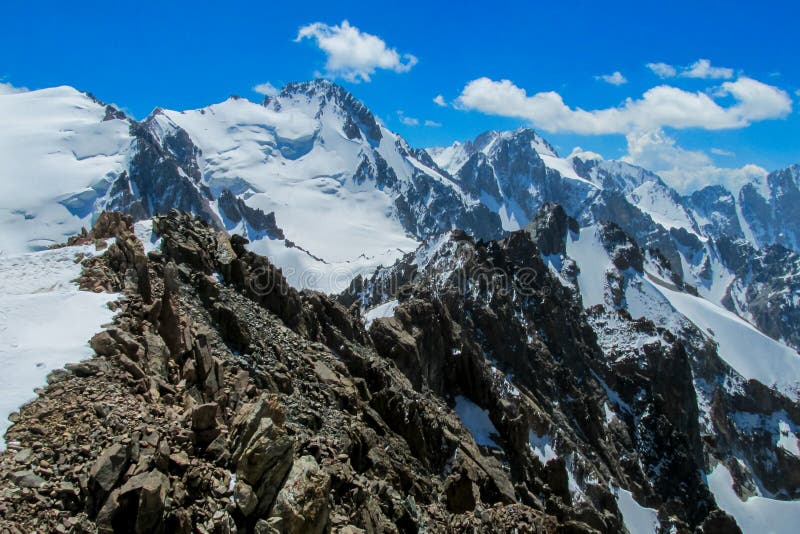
(133, 219), (162, 254)
(529, 431), (558, 463)
(566, 225), (611, 308)
(363, 300), (399, 329)
(777, 420), (800, 458)
(454, 396), (502, 448)
(708, 463), (800, 534)
(0, 243), (119, 449)
(612, 485), (660, 534)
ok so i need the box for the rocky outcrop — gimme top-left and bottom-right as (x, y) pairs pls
(218, 189), (285, 240)
(3, 208), (799, 532)
(0, 211), (558, 532)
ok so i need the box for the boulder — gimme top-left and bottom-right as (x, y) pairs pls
(91, 331), (118, 357)
(231, 396), (295, 518)
(234, 479), (258, 517)
(9, 469), (45, 489)
(97, 470), (170, 534)
(88, 443), (131, 514)
(269, 455), (331, 534)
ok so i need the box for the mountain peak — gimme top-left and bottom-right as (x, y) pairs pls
(265, 79), (382, 142)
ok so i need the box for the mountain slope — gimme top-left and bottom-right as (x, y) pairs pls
(0, 87), (133, 252)
(2, 80), (799, 364)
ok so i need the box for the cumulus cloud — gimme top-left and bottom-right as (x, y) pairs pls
(682, 58), (734, 79)
(296, 20), (417, 82)
(646, 62), (677, 78)
(252, 82), (279, 96)
(595, 71), (627, 85)
(710, 148), (735, 157)
(433, 94), (446, 106)
(0, 81), (28, 95)
(622, 129), (767, 193)
(455, 76), (791, 134)
(568, 147), (603, 161)
(396, 111), (419, 126)
(647, 59), (734, 80)
(424, 119), (442, 127)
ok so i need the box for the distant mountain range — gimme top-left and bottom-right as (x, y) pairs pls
(2, 79), (800, 532)
(2, 79), (798, 351)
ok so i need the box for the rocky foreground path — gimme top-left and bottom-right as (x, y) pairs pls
(0, 212), (562, 533)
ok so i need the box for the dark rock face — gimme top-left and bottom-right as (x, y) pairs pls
(722, 244), (800, 352)
(356, 203), (800, 532)
(0, 211), (560, 532)
(689, 185), (744, 240)
(524, 203), (579, 257)
(218, 189), (285, 240)
(739, 164), (800, 252)
(359, 227), (724, 529)
(108, 116), (221, 228)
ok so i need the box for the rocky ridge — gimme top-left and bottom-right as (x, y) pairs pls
(0, 211), (562, 533)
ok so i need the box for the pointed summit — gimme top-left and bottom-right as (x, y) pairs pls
(266, 79), (382, 142)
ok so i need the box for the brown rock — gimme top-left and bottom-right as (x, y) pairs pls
(269, 455), (331, 534)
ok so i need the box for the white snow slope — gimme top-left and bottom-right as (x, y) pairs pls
(654, 280), (800, 399)
(708, 464), (800, 534)
(156, 89), (426, 292)
(0, 87), (132, 254)
(564, 224), (800, 398)
(0, 243), (119, 449)
(612, 486), (660, 534)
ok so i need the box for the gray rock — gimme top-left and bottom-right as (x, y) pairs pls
(269, 455), (331, 534)
(10, 469), (45, 488)
(97, 470), (170, 534)
(88, 443), (131, 513)
(234, 479), (258, 517)
(191, 402), (218, 431)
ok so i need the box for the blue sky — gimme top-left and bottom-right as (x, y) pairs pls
(1, 0), (799, 192)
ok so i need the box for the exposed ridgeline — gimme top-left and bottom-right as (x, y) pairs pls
(345, 203), (800, 533)
(4, 83), (800, 352)
(0, 211), (590, 532)
(7, 209), (796, 532)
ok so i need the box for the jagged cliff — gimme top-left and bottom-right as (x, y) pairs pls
(0, 212), (562, 533)
(8, 209), (797, 532)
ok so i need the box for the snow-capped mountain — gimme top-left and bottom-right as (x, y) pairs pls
(346, 202), (800, 531)
(0, 87), (133, 253)
(2, 79), (800, 533)
(1, 80), (798, 348)
(148, 80), (501, 290)
(0, 81), (500, 291)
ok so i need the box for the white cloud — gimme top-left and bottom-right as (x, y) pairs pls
(682, 58), (734, 79)
(296, 20), (417, 82)
(595, 71), (627, 85)
(795, 89), (800, 97)
(0, 81), (28, 95)
(568, 147), (603, 161)
(396, 111), (419, 126)
(647, 62), (677, 78)
(455, 76), (791, 134)
(433, 94), (446, 106)
(252, 82), (279, 96)
(622, 129), (766, 192)
(710, 148), (735, 157)
(424, 119), (442, 127)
